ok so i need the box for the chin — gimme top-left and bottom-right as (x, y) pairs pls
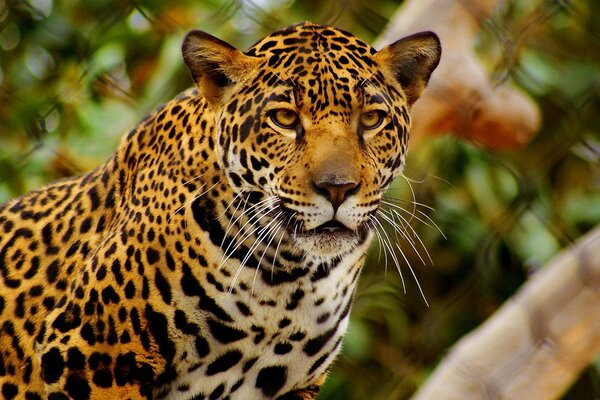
(291, 225), (371, 258)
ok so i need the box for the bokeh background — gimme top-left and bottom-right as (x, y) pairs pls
(1, 0), (599, 398)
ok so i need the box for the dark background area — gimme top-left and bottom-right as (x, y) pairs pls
(1, 0), (599, 398)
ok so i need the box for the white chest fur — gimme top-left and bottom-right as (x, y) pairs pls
(163, 245), (366, 400)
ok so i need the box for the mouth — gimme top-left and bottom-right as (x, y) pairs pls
(278, 204), (370, 244)
(278, 209), (372, 255)
(307, 220), (353, 235)
(292, 219), (370, 242)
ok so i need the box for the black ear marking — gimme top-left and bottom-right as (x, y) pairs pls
(376, 31), (441, 105)
(181, 30), (260, 105)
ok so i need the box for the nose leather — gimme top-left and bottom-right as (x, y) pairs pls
(313, 178), (359, 211)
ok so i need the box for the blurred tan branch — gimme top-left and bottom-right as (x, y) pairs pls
(375, 0), (541, 150)
(412, 224), (600, 399)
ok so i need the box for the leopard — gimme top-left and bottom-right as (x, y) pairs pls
(0, 22), (440, 400)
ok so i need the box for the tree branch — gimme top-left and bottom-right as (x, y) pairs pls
(376, 0), (540, 150)
(412, 225), (600, 399)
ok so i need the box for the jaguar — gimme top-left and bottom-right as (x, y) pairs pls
(0, 22), (440, 399)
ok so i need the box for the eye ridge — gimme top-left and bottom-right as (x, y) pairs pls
(360, 110), (386, 130)
(269, 109), (299, 129)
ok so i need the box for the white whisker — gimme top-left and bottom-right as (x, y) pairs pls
(381, 195), (436, 211)
(181, 173), (207, 187)
(381, 199), (445, 238)
(389, 209), (433, 265)
(398, 173), (418, 225)
(394, 241), (429, 307)
(230, 212), (283, 293)
(368, 215), (388, 275)
(378, 210), (428, 267)
(220, 192), (252, 249)
(168, 180), (221, 223)
(251, 219), (285, 294)
(219, 197), (276, 267)
(371, 215), (405, 293)
(270, 214), (293, 282)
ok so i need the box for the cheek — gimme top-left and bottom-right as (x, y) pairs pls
(365, 134), (392, 166)
(226, 137), (295, 190)
(366, 131), (406, 185)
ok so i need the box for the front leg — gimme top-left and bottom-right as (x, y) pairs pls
(276, 373), (327, 400)
(39, 303), (163, 400)
(41, 342), (158, 400)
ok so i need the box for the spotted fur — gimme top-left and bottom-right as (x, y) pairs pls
(0, 23), (440, 399)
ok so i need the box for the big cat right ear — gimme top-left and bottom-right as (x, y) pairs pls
(182, 30), (260, 105)
(374, 31), (441, 106)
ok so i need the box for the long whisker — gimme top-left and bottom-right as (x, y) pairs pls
(381, 199), (446, 238)
(394, 241), (429, 307)
(220, 191), (252, 249)
(270, 214), (293, 282)
(378, 208), (415, 244)
(368, 215), (388, 275)
(371, 214), (405, 293)
(219, 190), (246, 220)
(219, 197), (274, 261)
(220, 199), (277, 269)
(390, 210), (433, 265)
(399, 174), (426, 184)
(414, 209), (446, 239)
(181, 172), (207, 187)
(168, 180), (221, 223)
(251, 218), (285, 294)
(167, 182), (205, 223)
(378, 209), (428, 267)
(382, 195), (436, 211)
(399, 173), (418, 226)
(229, 212), (283, 293)
(379, 206), (433, 266)
(388, 208), (434, 265)
(369, 219), (383, 265)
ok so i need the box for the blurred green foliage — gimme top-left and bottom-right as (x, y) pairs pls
(1, 0), (599, 398)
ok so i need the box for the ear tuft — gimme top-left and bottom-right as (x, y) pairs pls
(182, 30), (258, 105)
(375, 32), (441, 105)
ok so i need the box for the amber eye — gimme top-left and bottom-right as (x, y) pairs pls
(270, 109), (299, 129)
(360, 110), (385, 130)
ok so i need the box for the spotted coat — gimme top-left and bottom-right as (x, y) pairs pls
(0, 22), (440, 400)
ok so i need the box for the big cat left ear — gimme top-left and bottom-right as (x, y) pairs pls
(374, 32), (441, 106)
(182, 30), (260, 105)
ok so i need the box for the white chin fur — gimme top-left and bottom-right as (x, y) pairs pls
(291, 231), (362, 257)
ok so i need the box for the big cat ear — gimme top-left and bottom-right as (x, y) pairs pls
(374, 32), (441, 105)
(182, 30), (260, 105)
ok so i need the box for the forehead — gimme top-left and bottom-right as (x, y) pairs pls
(245, 23), (378, 81)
